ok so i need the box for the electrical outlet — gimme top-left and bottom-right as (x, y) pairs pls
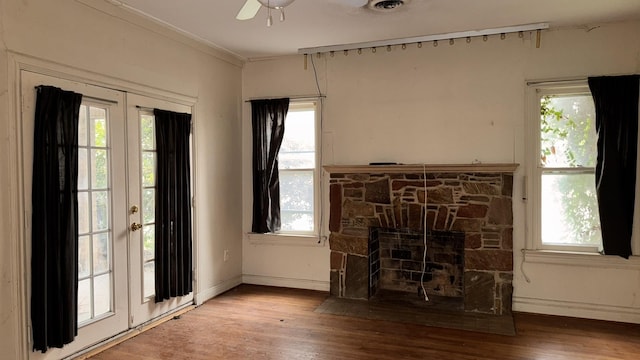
(223, 249), (229, 262)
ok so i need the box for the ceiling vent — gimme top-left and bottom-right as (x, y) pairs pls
(368, 0), (410, 11)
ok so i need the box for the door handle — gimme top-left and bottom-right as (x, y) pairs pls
(130, 222), (143, 231)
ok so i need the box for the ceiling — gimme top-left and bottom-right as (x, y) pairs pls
(112, 0), (640, 60)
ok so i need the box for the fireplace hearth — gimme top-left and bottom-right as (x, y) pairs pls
(326, 164), (517, 315)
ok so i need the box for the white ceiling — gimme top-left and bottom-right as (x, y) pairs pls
(113, 0), (640, 60)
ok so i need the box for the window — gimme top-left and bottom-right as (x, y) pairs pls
(277, 101), (319, 234)
(529, 84), (602, 252)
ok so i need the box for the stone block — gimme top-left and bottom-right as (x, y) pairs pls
(344, 189), (363, 198)
(407, 203), (423, 231)
(329, 233), (368, 256)
(502, 228), (513, 250)
(464, 271), (495, 313)
(502, 174), (514, 196)
(329, 184), (342, 232)
(463, 182), (499, 195)
(488, 197), (513, 225)
(465, 250), (513, 271)
(343, 199), (375, 218)
(427, 187), (454, 204)
(457, 204), (488, 218)
(330, 251), (344, 270)
(365, 178), (391, 204)
(345, 254), (369, 299)
(330, 270), (341, 296)
(434, 206), (449, 230)
(451, 218), (484, 232)
(465, 233), (482, 249)
(500, 282), (513, 314)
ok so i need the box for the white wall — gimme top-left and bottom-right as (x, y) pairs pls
(0, 0), (244, 358)
(242, 21), (640, 322)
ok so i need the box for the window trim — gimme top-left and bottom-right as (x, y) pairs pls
(266, 100), (322, 239)
(526, 82), (602, 253)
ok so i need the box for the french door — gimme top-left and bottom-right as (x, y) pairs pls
(126, 93), (193, 327)
(22, 71), (193, 359)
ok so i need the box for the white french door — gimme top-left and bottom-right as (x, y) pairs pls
(22, 71), (129, 360)
(22, 72), (194, 359)
(126, 93), (193, 327)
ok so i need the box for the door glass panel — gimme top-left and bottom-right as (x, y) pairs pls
(77, 279), (91, 323)
(92, 149), (108, 189)
(142, 152), (155, 187)
(93, 274), (112, 316)
(92, 191), (109, 232)
(93, 233), (110, 274)
(78, 235), (90, 278)
(143, 225), (155, 262)
(143, 189), (155, 224)
(78, 148), (88, 190)
(140, 110), (157, 300)
(77, 103), (114, 326)
(143, 262), (155, 299)
(78, 192), (90, 234)
(90, 108), (107, 147)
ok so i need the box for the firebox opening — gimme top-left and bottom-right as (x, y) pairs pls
(369, 227), (465, 310)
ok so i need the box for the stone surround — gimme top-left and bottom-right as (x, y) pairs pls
(326, 164), (517, 315)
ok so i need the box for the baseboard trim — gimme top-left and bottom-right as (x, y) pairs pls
(195, 275), (243, 305)
(242, 274), (330, 292)
(513, 296), (640, 324)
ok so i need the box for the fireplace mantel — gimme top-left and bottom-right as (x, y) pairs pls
(323, 163), (519, 174)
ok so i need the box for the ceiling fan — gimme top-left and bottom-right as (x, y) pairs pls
(236, 0), (370, 26)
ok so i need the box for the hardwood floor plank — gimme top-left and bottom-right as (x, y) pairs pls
(87, 285), (640, 360)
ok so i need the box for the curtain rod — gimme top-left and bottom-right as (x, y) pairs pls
(244, 94), (326, 103)
(526, 78), (587, 86)
(135, 105), (154, 111)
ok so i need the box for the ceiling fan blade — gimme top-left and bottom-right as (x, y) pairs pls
(236, 0), (262, 20)
(333, 0), (369, 7)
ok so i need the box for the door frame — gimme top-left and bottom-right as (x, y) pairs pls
(10, 54), (198, 359)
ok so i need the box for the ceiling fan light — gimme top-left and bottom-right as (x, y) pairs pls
(280, 9), (285, 22)
(267, 14), (273, 26)
(257, 0), (295, 9)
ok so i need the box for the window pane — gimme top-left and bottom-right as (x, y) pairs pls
(279, 110), (315, 169)
(142, 152), (156, 187)
(279, 152), (315, 169)
(93, 233), (110, 273)
(79, 105), (88, 147)
(92, 191), (109, 231)
(91, 149), (108, 189)
(78, 278), (91, 323)
(143, 262), (155, 299)
(279, 170), (314, 231)
(78, 235), (91, 278)
(540, 94), (597, 168)
(143, 189), (155, 224)
(78, 148), (88, 190)
(141, 114), (155, 150)
(541, 173), (601, 246)
(93, 274), (111, 316)
(78, 192), (90, 234)
(90, 107), (107, 147)
(143, 225), (155, 262)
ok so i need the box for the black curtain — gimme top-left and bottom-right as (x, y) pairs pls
(588, 75), (640, 259)
(251, 98), (289, 233)
(31, 85), (82, 352)
(154, 109), (193, 302)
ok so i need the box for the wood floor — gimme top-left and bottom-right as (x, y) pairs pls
(89, 284), (640, 360)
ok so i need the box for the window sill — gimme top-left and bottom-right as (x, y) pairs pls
(247, 232), (327, 247)
(523, 249), (640, 270)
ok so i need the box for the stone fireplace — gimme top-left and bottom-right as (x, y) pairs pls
(326, 164), (517, 315)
